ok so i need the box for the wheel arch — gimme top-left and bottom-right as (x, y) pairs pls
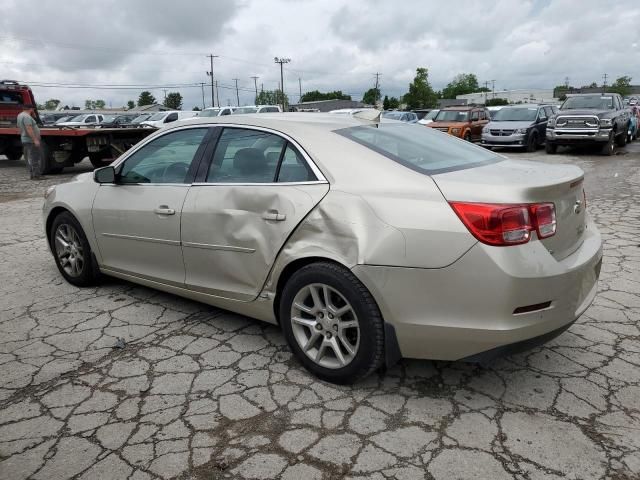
(45, 206), (73, 251)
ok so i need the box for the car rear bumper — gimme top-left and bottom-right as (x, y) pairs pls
(352, 219), (602, 361)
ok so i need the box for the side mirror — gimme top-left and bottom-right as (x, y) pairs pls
(94, 166), (116, 184)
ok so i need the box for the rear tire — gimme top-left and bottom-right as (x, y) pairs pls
(89, 153), (112, 169)
(40, 143), (64, 174)
(4, 147), (22, 161)
(49, 212), (100, 287)
(463, 132), (471, 142)
(279, 262), (384, 384)
(545, 142), (557, 154)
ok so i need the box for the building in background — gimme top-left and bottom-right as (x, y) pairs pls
(289, 99), (368, 112)
(457, 89), (557, 105)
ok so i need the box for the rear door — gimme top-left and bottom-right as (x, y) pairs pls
(181, 126), (329, 300)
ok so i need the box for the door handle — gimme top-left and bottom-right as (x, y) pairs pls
(154, 206), (175, 216)
(262, 210), (286, 221)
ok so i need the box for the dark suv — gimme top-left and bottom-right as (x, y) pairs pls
(545, 93), (630, 156)
(481, 104), (557, 152)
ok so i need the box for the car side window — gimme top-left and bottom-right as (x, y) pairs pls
(220, 108), (231, 116)
(118, 128), (208, 184)
(206, 128), (285, 183)
(277, 144), (316, 182)
(470, 111), (479, 121)
(166, 113), (178, 123)
(85, 116), (95, 123)
(538, 108), (547, 121)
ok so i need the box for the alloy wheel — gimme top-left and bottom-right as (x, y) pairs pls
(290, 283), (360, 369)
(54, 223), (85, 278)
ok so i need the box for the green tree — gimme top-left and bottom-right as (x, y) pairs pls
(362, 87), (380, 105)
(441, 73), (482, 99)
(485, 98), (509, 106)
(193, 106), (201, 111)
(402, 67), (437, 109)
(255, 89), (289, 107)
(609, 76), (632, 96)
(127, 100), (135, 109)
(84, 99), (93, 109)
(163, 92), (183, 110)
(388, 97), (400, 109)
(299, 90), (351, 102)
(138, 91), (156, 107)
(94, 99), (106, 109)
(43, 99), (60, 110)
(383, 95), (390, 110)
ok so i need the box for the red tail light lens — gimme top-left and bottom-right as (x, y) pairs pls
(449, 202), (556, 246)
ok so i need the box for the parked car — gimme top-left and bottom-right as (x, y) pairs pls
(427, 106), (490, 141)
(233, 105), (282, 114)
(381, 111), (418, 123)
(546, 93), (630, 156)
(199, 107), (235, 117)
(481, 105), (557, 151)
(141, 111), (198, 128)
(417, 109), (439, 125)
(57, 113), (104, 127)
(98, 114), (139, 128)
(628, 97), (638, 106)
(53, 115), (76, 125)
(43, 113), (602, 384)
(628, 106), (639, 142)
(129, 113), (152, 125)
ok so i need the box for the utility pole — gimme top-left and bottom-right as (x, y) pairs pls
(200, 83), (205, 110)
(483, 81), (489, 102)
(215, 81), (220, 109)
(163, 89), (167, 102)
(373, 72), (382, 105)
(602, 73), (608, 94)
(206, 54), (219, 108)
(298, 77), (302, 101)
(274, 57), (291, 111)
(491, 79), (496, 98)
(564, 76), (570, 88)
(250, 76), (259, 103)
(232, 79), (240, 107)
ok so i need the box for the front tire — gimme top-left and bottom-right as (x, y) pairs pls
(4, 147), (22, 161)
(602, 132), (615, 156)
(463, 132), (471, 142)
(50, 212), (100, 287)
(526, 132), (538, 152)
(279, 262), (384, 384)
(545, 142), (558, 154)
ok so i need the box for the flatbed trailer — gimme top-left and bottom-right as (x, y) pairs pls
(0, 126), (155, 173)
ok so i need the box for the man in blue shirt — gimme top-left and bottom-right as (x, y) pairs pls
(16, 104), (42, 179)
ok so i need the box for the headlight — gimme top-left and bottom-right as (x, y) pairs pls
(451, 128), (461, 134)
(599, 118), (612, 127)
(514, 128), (528, 134)
(482, 127), (489, 134)
(44, 185), (56, 199)
(547, 117), (555, 127)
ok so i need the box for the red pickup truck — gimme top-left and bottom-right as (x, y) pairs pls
(0, 80), (154, 173)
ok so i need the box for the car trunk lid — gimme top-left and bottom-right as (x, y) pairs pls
(432, 159), (587, 260)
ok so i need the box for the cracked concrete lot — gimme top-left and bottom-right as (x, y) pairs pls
(0, 146), (639, 480)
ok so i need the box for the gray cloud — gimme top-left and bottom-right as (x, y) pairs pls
(1, 0), (638, 110)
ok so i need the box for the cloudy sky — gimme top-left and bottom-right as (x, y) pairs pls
(1, 0), (638, 110)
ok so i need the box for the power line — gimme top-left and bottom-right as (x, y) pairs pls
(250, 76), (259, 102)
(233, 79), (240, 106)
(274, 57), (291, 111)
(206, 54), (219, 108)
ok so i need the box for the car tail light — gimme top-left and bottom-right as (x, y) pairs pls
(449, 202), (556, 246)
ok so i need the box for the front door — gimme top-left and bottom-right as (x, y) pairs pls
(181, 126), (329, 300)
(92, 127), (210, 285)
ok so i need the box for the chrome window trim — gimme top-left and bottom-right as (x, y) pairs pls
(108, 123), (328, 184)
(191, 180), (327, 187)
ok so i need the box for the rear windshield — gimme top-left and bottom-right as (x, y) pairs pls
(0, 90), (24, 104)
(335, 123), (501, 175)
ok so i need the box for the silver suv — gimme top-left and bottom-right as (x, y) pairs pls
(481, 105), (558, 152)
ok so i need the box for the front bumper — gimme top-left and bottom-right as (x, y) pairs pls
(353, 219), (602, 361)
(546, 128), (611, 144)
(481, 133), (526, 148)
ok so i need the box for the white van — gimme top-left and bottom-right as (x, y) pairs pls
(141, 111), (198, 128)
(199, 106), (235, 117)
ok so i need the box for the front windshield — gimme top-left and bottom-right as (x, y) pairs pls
(234, 107), (258, 114)
(382, 112), (404, 120)
(336, 123), (500, 175)
(492, 107), (538, 122)
(199, 109), (220, 117)
(148, 112), (167, 121)
(562, 96), (613, 110)
(68, 115), (86, 122)
(424, 110), (439, 120)
(131, 114), (150, 124)
(435, 110), (468, 122)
